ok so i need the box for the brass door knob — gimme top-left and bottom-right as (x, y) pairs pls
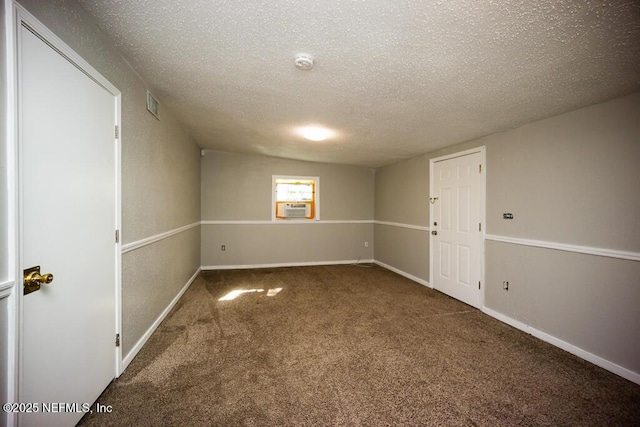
(23, 266), (54, 295)
(25, 271), (53, 285)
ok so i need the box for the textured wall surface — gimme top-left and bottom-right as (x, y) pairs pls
(202, 223), (373, 268)
(374, 156), (430, 226)
(122, 227), (200, 355)
(17, 0), (201, 362)
(373, 224), (429, 280)
(202, 151), (374, 221)
(483, 92), (640, 251)
(485, 241), (640, 373)
(201, 151), (374, 267)
(374, 91), (640, 378)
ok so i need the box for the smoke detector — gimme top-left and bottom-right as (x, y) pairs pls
(294, 54), (314, 71)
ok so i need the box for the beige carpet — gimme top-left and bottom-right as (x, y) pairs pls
(79, 265), (640, 426)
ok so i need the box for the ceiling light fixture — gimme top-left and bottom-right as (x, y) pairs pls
(294, 53), (314, 71)
(297, 126), (335, 141)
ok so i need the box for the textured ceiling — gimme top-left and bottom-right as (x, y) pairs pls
(77, 0), (640, 168)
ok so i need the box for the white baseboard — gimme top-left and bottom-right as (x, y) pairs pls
(373, 260), (431, 288)
(122, 267), (201, 371)
(482, 307), (640, 385)
(201, 259), (374, 270)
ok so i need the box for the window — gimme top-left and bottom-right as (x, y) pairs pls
(272, 175), (319, 221)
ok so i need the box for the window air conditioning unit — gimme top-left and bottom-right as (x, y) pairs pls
(278, 203), (309, 219)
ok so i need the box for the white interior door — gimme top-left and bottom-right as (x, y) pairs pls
(431, 150), (483, 308)
(18, 19), (118, 427)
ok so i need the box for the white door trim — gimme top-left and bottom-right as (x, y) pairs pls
(6, 3), (123, 421)
(5, 0), (20, 422)
(429, 146), (486, 307)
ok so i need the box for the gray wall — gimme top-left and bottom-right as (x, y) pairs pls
(374, 156), (430, 226)
(374, 91), (640, 377)
(17, 0), (201, 358)
(483, 92), (640, 251)
(374, 156), (430, 279)
(201, 151), (374, 267)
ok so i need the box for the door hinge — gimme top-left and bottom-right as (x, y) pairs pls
(115, 229), (119, 243)
(115, 125), (119, 139)
(479, 281), (481, 290)
(115, 334), (120, 347)
(479, 164), (482, 173)
(479, 223), (482, 232)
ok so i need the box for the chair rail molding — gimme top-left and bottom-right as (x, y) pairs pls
(122, 222), (201, 254)
(374, 220), (430, 232)
(485, 234), (640, 262)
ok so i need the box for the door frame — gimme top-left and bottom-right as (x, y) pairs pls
(429, 146), (486, 308)
(5, 3), (123, 420)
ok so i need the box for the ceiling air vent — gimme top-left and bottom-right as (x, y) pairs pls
(146, 90), (160, 120)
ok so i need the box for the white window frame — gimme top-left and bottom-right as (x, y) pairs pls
(272, 175), (320, 221)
